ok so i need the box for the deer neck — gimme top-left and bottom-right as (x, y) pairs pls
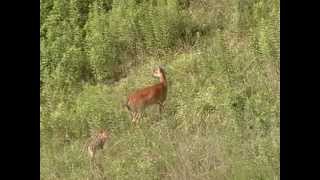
(159, 73), (167, 87)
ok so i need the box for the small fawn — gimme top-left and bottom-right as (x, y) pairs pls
(84, 129), (110, 160)
(125, 66), (167, 124)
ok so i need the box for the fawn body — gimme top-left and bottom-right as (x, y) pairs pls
(84, 129), (109, 160)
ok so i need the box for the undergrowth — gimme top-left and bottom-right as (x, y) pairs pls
(41, 0), (279, 179)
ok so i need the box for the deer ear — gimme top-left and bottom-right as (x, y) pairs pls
(159, 66), (165, 72)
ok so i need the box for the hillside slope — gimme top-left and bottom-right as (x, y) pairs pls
(41, 0), (279, 179)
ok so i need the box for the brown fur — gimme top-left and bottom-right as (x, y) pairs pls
(125, 67), (167, 124)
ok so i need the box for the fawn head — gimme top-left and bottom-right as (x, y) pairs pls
(98, 129), (109, 140)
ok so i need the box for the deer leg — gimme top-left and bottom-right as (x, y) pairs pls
(89, 154), (96, 173)
(130, 112), (134, 123)
(159, 103), (164, 119)
(133, 112), (142, 125)
(131, 112), (137, 123)
(136, 113), (142, 124)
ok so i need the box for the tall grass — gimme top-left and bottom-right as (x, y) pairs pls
(41, 0), (279, 179)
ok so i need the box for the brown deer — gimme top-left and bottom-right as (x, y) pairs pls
(124, 66), (167, 124)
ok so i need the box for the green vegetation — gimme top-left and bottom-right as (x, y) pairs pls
(40, 0), (279, 179)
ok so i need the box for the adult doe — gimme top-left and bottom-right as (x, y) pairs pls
(125, 66), (167, 124)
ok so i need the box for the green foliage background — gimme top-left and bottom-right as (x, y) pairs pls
(41, 0), (279, 179)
